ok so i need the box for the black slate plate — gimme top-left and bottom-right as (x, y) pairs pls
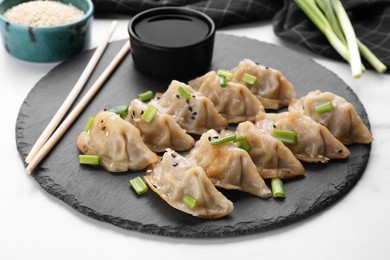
(16, 34), (371, 238)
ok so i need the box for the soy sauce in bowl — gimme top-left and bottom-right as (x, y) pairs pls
(128, 7), (215, 81)
(134, 14), (210, 48)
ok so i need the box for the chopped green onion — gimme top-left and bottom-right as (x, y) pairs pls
(217, 69), (233, 81)
(84, 116), (94, 132)
(219, 75), (227, 87)
(138, 90), (154, 102)
(211, 134), (236, 146)
(273, 129), (298, 145)
(271, 178), (285, 198)
(178, 86), (192, 99)
(108, 105), (129, 117)
(238, 140), (251, 151)
(129, 176), (148, 195)
(233, 135), (248, 143)
(315, 101), (333, 114)
(79, 154), (100, 165)
(242, 73), (257, 85)
(183, 194), (197, 209)
(141, 104), (158, 123)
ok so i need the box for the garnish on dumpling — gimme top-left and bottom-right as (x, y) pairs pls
(77, 111), (159, 172)
(289, 90), (373, 145)
(188, 71), (265, 123)
(125, 99), (194, 152)
(149, 80), (228, 135)
(256, 111), (350, 163)
(231, 58), (296, 110)
(187, 129), (272, 198)
(236, 121), (305, 179)
(145, 149), (234, 219)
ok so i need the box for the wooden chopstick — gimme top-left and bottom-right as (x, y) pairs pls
(25, 21), (118, 163)
(25, 40), (131, 174)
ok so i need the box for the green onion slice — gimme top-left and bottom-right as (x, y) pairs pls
(315, 101), (334, 115)
(217, 69), (233, 81)
(242, 73), (257, 85)
(273, 129), (297, 145)
(219, 75), (227, 87)
(211, 134), (236, 146)
(84, 116), (94, 132)
(238, 141), (251, 151)
(79, 154), (100, 165)
(178, 86), (192, 99)
(138, 90), (154, 102)
(129, 176), (148, 195)
(233, 135), (248, 143)
(108, 105), (129, 117)
(141, 104), (158, 123)
(271, 178), (285, 198)
(183, 194), (197, 209)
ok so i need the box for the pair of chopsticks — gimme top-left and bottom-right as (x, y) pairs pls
(25, 21), (131, 174)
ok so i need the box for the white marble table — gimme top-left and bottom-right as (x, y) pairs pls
(1, 18), (389, 260)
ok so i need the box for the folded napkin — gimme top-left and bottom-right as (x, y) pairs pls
(93, 0), (390, 70)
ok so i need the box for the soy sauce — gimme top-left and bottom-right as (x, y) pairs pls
(134, 14), (210, 48)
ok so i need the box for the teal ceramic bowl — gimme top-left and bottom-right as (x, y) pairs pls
(0, 0), (93, 62)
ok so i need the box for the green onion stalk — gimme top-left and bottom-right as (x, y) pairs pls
(294, 0), (387, 77)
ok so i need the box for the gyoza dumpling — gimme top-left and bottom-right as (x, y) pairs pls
(145, 149), (234, 219)
(187, 129), (271, 198)
(77, 111), (159, 172)
(188, 71), (265, 123)
(125, 99), (194, 152)
(236, 121), (305, 179)
(231, 58), (296, 109)
(149, 80), (228, 135)
(256, 112), (350, 163)
(289, 90), (373, 145)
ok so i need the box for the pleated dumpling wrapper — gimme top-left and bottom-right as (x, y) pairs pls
(231, 58), (296, 109)
(256, 111), (350, 163)
(145, 149), (234, 219)
(236, 121), (305, 179)
(289, 90), (373, 145)
(188, 71), (265, 123)
(187, 129), (272, 198)
(149, 80), (228, 135)
(125, 99), (194, 152)
(77, 111), (159, 172)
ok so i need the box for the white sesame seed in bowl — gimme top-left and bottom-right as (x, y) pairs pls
(4, 0), (85, 27)
(0, 0), (94, 62)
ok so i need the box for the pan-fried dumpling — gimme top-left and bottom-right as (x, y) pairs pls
(77, 111), (159, 172)
(145, 149), (234, 219)
(236, 121), (305, 179)
(289, 90), (373, 145)
(256, 112), (350, 163)
(149, 80), (228, 135)
(187, 129), (271, 198)
(125, 99), (194, 152)
(231, 58), (296, 109)
(188, 71), (265, 123)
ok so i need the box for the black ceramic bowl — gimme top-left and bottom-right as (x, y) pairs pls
(128, 7), (215, 80)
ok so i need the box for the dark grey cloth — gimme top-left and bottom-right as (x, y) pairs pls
(92, 0), (283, 27)
(92, 0), (390, 70)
